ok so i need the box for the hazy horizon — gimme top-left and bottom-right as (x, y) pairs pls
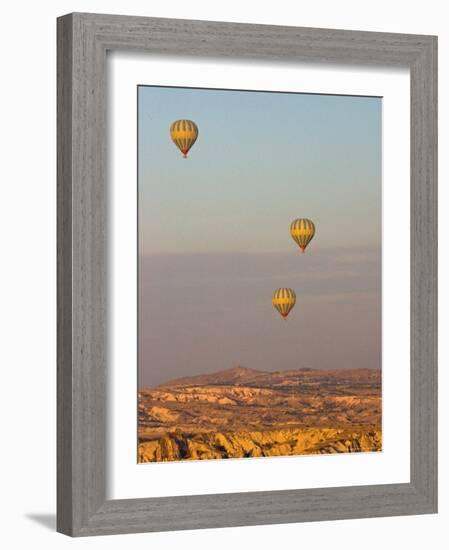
(138, 86), (381, 388)
(139, 247), (381, 388)
(144, 363), (382, 389)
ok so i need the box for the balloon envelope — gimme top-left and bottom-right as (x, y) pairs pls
(170, 119), (198, 158)
(290, 218), (315, 252)
(272, 288), (296, 319)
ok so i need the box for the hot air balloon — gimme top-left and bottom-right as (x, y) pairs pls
(290, 218), (315, 252)
(272, 288), (296, 319)
(170, 119), (198, 158)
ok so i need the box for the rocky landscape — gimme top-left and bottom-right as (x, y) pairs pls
(138, 366), (382, 462)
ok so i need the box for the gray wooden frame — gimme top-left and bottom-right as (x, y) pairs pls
(57, 12), (437, 537)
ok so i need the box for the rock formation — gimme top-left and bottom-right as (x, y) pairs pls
(138, 366), (382, 462)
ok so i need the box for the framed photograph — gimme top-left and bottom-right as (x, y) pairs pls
(57, 13), (437, 536)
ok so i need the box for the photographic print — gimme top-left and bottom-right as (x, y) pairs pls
(138, 86), (382, 463)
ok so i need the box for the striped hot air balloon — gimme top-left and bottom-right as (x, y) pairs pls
(290, 218), (315, 252)
(170, 119), (198, 158)
(272, 288), (296, 319)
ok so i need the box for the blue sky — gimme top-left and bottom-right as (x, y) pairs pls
(138, 86), (381, 255)
(137, 86), (382, 387)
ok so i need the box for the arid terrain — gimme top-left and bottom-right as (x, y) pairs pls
(138, 366), (382, 462)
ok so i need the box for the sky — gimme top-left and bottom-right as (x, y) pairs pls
(138, 86), (382, 388)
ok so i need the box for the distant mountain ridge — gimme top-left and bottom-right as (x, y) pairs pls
(157, 366), (261, 387)
(157, 365), (381, 389)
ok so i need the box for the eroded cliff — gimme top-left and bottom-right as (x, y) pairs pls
(139, 427), (382, 462)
